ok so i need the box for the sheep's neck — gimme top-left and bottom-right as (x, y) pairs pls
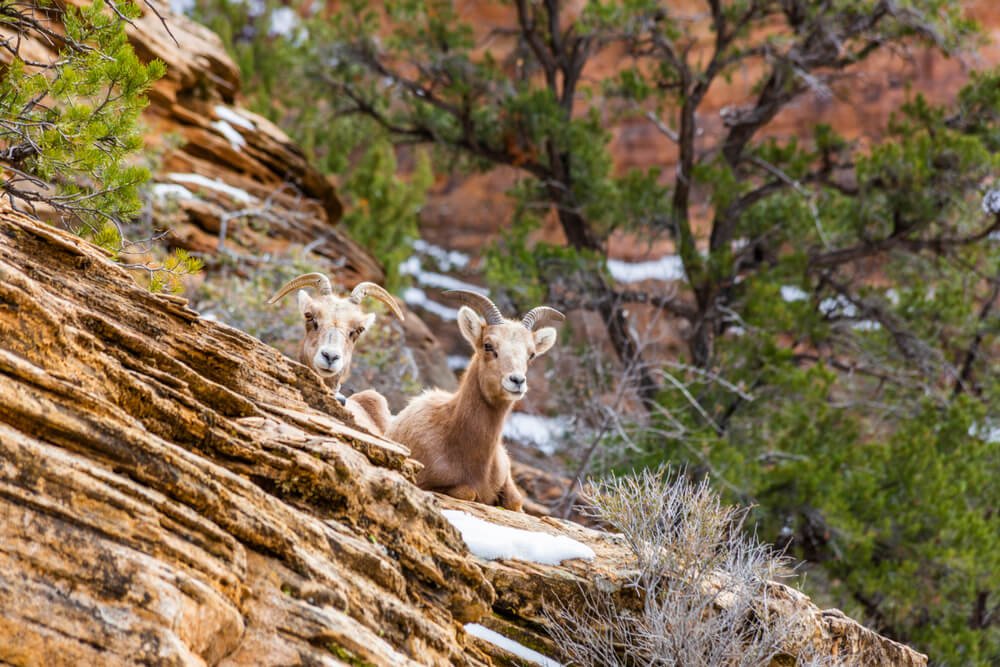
(445, 356), (511, 467)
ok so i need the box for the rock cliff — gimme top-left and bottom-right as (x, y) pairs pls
(0, 208), (928, 666)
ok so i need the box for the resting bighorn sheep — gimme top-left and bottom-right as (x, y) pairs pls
(269, 272), (403, 434)
(387, 290), (564, 511)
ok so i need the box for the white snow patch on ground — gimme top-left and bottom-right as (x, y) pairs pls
(399, 256), (486, 293)
(412, 239), (470, 270)
(169, 0), (195, 15)
(269, 6), (300, 36)
(149, 184), (195, 203)
(820, 295), (858, 318)
(210, 120), (246, 150)
(780, 285), (809, 302)
(447, 355), (469, 371)
(969, 421), (1000, 443)
(166, 173), (255, 204)
(464, 624), (564, 667)
(402, 287), (459, 321)
(885, 288), (900, 306)
(851, 320), (881, 331)
(442, 510), (595, 565)
(214, 105), (255, 131)
(503, 413), (568, 456)
(607, 255), (684, 283)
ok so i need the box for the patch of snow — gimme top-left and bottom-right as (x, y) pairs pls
(412, 238), (470, 270)
(169, 0), (195, 15)
(819, 295), (858, 318)
(727, 325), (746, 337)
(399, 256), (487, 293)
(989, 231), (1000, 242)
(982, 189), (1000, 215)
(149, 183), (195, 203)
(973, 423), (1000, 443)
(214, 105), (255, 131)
(442, 510), (596, 565)
(166, 173), (255, 204)
(503, 412), (569, 456)
(464, 624), (564, 667)
(402, 287), (459, 321)
(885, 288), (900, 306)
(607, 255), (684, 283)
(229, 0), (266, 15)
(851, 320), (881, 331)
(447, 355), (469, 372)
(269, 6), (299, 36)
(731, 237), (750, 251)
(780, 285), (809, 302)
(210, 120), (246, 151)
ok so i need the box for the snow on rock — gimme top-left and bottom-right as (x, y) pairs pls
(210, 120), (247, 151)
(149, 184), (195, 203)
(607, 255), (684, 283)
(503, 412), (568, 456)
(399, 256), (487, 293)
(442, 510), (596, 565)
(464, 624), (564, 667)
(169, 0), (195, 15)
(214, 105), (255, 131)
(969, 420), (1000, 443)
(780, 285), (809, 302)
(412, 239), (470, 270)
(166, 173), (256, 204)
(402, 287), (459, 321)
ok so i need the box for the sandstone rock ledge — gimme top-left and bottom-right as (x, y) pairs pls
(0, 212), (927, 666)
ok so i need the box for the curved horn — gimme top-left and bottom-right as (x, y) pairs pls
(444, 290), (505, 325)
(522, 306), (566, 330)
(349, 281), (405, 320)
(267, 272), (334, 304)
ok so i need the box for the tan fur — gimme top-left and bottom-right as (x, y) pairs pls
(274, 281), (399, 436)
(345, 389), (391, 435)
(387, 309), (558, 511)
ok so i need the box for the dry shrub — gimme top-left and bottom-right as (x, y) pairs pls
(547, 467), (843, 666)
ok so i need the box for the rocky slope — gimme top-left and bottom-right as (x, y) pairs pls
(0, 207), (929, 666)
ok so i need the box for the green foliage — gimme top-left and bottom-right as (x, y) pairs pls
(339, 142), (432, 292)
(0, 0), (162, 240)
(0, 0), (201, 292)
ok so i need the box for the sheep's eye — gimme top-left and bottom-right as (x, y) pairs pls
(484, 342), (496, 356)
(349, 327), (364, 341)
(305, 314), (318, 331)
(529, 352), (536, 361)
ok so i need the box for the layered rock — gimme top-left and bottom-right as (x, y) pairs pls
(0, 208), (928, 665)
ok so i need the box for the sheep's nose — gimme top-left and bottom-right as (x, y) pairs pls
(321, 350), (342, 366)
(507, 373), (526, 388)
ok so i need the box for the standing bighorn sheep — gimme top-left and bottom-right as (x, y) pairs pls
(269, 272), (403, 434)
(387, 290), (564, 511)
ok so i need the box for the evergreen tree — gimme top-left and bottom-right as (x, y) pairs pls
(0, 0), (199, 290)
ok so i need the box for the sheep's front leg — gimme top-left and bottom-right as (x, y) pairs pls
(498, 474), (524, 512)
(438, 484), (477, 502)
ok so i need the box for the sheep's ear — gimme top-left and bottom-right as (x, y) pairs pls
(297, 289), (313, 316)
(457, 306), (484, 347)
(533, 327), (557, 356)
(360, 312), (376, 334)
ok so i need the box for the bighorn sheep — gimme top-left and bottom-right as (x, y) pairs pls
(269, 272), (403, 434)
(386, 290), (564, 511)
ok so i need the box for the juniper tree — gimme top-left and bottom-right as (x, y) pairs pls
(0, 0), (199, 289)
